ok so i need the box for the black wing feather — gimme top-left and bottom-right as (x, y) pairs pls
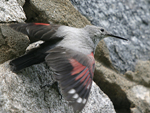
(9, 23), (61, 43)
(45, 47), (95, 112)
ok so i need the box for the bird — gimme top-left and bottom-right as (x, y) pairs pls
(9, 23), (127, 112)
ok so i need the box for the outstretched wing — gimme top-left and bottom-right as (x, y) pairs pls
(45, 47), (95, 112)
(9, 23), (61, 43)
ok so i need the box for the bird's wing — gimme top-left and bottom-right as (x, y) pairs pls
(45, 47), (95, 112)
(9, 23), (62, 43)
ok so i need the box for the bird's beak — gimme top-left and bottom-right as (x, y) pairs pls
(107, 34), (128, 41)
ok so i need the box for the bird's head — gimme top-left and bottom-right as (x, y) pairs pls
(84, 25), (127, 41)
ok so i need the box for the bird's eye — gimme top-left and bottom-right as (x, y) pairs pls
(100, 29), (104, 32)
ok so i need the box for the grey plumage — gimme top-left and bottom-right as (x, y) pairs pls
(9, 23), (127, 112)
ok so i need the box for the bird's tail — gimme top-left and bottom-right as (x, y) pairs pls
(9, 42), (56, 72)
(10, 51), (47, 72)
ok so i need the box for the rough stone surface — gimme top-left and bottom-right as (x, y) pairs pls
(94, 60), (133, 113)
(17, 0), (25, 6)
(125, 60), (150, 87)
(70, 0), (150, 74)
(0, 61), (73, 113)
(94, 59), (150, 113)
(70, 0), (150, 113)
(0, 25), (29, 63)
(128, 85), (150, 113)
(94, 40), (117, 72)
(0, 0), (116, 112)
(0, 61), (116, 113)
(94, 41), (150, 113)
(23, 0), (91, 27)
(0, 0), (26, 22)
(1, 0), (150, 112)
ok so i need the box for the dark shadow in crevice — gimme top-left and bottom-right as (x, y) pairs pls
(94, 69), (132, 113)
(23, 0), (49, 23)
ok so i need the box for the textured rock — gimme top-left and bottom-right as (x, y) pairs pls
(94, 59), (150, 113)
(23, 0), (91, 27)
(0, 25), (29, 63)
(0, 61), (73, 113)
(94, 41), (150, 113)
(71, 0), (150, 112)
(17, 0), (25, 6)
(125, 60), (150, 87)
(0, 61), (116, 113)
(70, 0), (150, 74)
(0, 0), (116, 112)
(94, 40), (117, 71)
(94, 60), (134, 113)
(0, 0), (26, 22)
(2, 0), (150, 112)
(128, 85), (150, 113)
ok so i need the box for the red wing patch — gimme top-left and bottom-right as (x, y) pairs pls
(76, 68), (89, 82)
(9, 23), (60, 43)
(69, 59), (86, 76)
(45, 47), (95, 112)
(69, 58), (92, 90)
(34, 23), (50, 26)
(88, 52), (95, 78)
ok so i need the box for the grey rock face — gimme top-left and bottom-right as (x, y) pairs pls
(70, 0), (150, 74)
(70, 1), (150, 112)
(0, 0), (116, 112)
(128, 85), (150, 113)
(0, 25), (29, 63)
(0, 61), (116, 113)
(0, 62), (73, 113)
(94, 41), (150, 113)
(0, 0), (26, 22)
(17, 0), (25, 6)
(23, 0), (91, 27)
(125, 60), (150, 87)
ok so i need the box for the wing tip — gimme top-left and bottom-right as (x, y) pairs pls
(69, 102), (86, 113)
(9, 61), (18, 72)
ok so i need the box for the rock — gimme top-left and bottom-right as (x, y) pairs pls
(0, 61), (74, 113)
(0, 61), (116, 113)
(83, 82), (116, 113)
(0, 0), (26, 22)
(0, 0), (116, 112)
(94, 41), (150, 113)
(125, 60), (150, 87)
(128, 85), (150, 113)
(94, 59), (150, 113)
(70, 0), (150, 74)
(0, 0), (27, 64)
(0, 25), (29, 64)
(94, 61), (134, 113)
(94, 40), (117, 71)
(23, 0), (91, 27)
(17, 0), (25, 6)
(71, 0), (150, 112)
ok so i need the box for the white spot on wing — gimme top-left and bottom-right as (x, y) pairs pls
(73, 93), (79, 99)
(77, 97), (82, 103)
(82, 99), (86, 104)
(68, 89), (76, 94)
(26, 28), (30, 34)
(87, 84), (90, 89)
(62, 52), (66, 54)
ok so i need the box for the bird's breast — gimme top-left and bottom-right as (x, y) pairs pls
(55, 26), (95, 55)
